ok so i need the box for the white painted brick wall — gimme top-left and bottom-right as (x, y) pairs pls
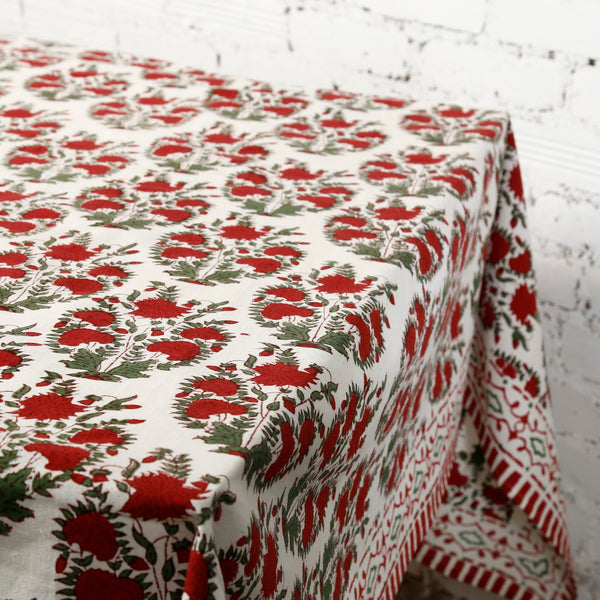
(1, 0), (599, 597)
(487, 0), (600, 57)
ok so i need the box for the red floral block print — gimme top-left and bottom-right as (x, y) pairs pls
(50, 453), (219, 600)
(275, 111), (387, 154)
(90, 92), (202, 129)
(0, 39), (68, 70)
(46, 283), (233, 380)
(205, 82), (309, 120)
(150, 216), (307, 285)
(0, 373), (139, 535)
(148, 124), (271, 172)
(0, 181), (66, 235)
(250, 264), (395, 367)
(316, 88), (410, 111)
(0, 342), (30, 380)
(139, 65), (232, 90)
(400, 105), (506, 145)
(0, 35), (574, 600)
(0, 231), (135, 311)
(74, 176), (211, 229)
(24, 65), (129, 101)
(359, 147), (478, 200)
(174, 365), (255, 437)
(324, 203), (448, 281)
(0, 103), (66, 140)
(4, 134), (135, 182)
(223, 161), (357, 216)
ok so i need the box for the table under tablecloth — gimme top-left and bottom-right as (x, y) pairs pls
(0, 37), (575, 600)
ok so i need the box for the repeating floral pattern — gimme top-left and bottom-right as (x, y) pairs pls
(0, 230), (136, 311)
(74, 176), (212, 229)
(275, 111), (387, 154)
(148, 125), (271, 171)
(0, 180), (66, 235)
(0, 37), (575, 600)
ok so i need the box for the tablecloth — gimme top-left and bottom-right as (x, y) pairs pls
(0, 37), (576, 600)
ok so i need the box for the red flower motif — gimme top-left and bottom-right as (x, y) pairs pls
(509, 164), (524, 201)
(153, 144), (192, 156)
(183, 551), (209, 600)
(186, 398), (247, 419)
(171, 233), (206, 245)
(509, 250), (531, 274)
(405, 153), (445, 165)
(266, 287), (305, 302)
(525, 375), (539, 398)
(0, 252), (27, 265)
(333, 228), (377, 241)
(151, 208), (191, 222)
(161, 247), (208, 260)
(0, 190), (30, 201)
(279, 168), (320, 181)
(63, 512), (118, 560)
(237, 257), (281, 273)
(448, 461), (469, 487)
(0, 349), (21, 367)
(81, 199), (124, 211)
(193, 378), (239, 396)
(375, 207), (421, 221)
(22, 208), (61, 220)
(17, 392), (84, 420)
(90, 187), (123, 198)
(54, 277), (103, 295)
(262, 533), (281, 598)
(220, 558), (239, 587)
(252, 362), (318, 387)
(135, 180), (183, 193)
(0, 221), (36, 234)
(88, 265), (128, 278)
(237, 172), (268, 185)
(482, 301), (495, 328)
(510, 284), (537, 325)
(261, 303), (313, 320)
(45, 243), (96, 261)
(321, 118), (354, 128)
(181, 327), (225, 341)
(58, 328), (115, 347)
(220, 225), (265, 240)
(0, 267), (27, 279)
(439, 108), (474, 118)
(73, 310), (116, 327)
(316, 274), (370, 294)
(74, 569), (142, 600)
(121, 472), (202, 520)
(24, 443), (90, 471)
(131, 298), (189, 319)
(231, 185), (271, 198)
(147, 340), (200, 361)
(63, 140), (104, 151)
(488, 231), (510, 264)
(69, 428), (125, 445)
(264, 246), (301, 258)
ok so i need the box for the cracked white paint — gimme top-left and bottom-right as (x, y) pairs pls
(1, 0), (599, 597)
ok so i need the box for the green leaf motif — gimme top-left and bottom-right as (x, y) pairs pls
(203, 422), (243, 449)
(0, 469), (34, 528)
(161, 558), (175, 582)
